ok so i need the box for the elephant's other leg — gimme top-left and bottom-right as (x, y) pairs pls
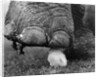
(71, 4), (85, 37)
(83, 5), (95, 35)
(47, 48), (67, 67)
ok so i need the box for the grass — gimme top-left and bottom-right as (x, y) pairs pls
(4, 31), (95, 77)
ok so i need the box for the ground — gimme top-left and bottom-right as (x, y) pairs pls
(4, 29), (95, 76)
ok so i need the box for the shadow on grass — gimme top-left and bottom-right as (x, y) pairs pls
(66, 40), (95, 61)
(67, 48), (95, 61)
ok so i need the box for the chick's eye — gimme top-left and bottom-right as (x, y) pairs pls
(19, 34), (23, 38)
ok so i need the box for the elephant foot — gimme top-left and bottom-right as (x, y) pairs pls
(47, 49), (67, 67)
